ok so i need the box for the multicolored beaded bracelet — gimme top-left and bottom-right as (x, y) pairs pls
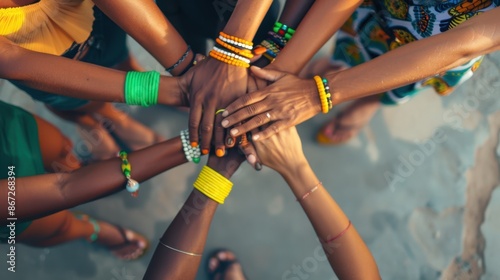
(118, 151), (140, 197)
(273, 22), (296, 40)
(314, 76), (330, 114)
(322, 77), (333, 110)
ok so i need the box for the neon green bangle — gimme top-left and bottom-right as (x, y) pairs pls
(124, 71), (160, 107)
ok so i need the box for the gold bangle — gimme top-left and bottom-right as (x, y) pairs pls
(159, 241), (202, 257)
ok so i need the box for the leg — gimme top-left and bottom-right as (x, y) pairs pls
(90, 102), (166, 151)
(18, 210), (148, 260)
(51, 101), (164, 155)
(317, 95), (382, 145)
(47, 106), (120, 160)
(33, 115), (81, 172)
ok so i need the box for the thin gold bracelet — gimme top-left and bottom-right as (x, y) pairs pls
(159, 241), (202, 257)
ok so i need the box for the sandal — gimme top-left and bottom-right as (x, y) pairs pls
(207, 249), (247, 280)
(74, 212), (149, 260)
(316, 112), (364, 145)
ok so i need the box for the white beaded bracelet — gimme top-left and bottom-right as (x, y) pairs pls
(218, 35), (253, 50)
(212, 46), (251, 64)
(180, 130), (201, 164)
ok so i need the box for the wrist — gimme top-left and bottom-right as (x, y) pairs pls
(157, 76), (186, 107)
(169, 50), (195, 76)
(324, 72), (342, 106)
(280, 161), (319, 197)
(206, 157), (241, 179)
(278, 158), (309, 181)
(193, 166), (234, 204)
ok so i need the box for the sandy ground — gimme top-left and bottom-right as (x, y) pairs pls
(1, 37), (500, 280)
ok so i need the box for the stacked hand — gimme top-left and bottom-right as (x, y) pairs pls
(222, 66), (322, 141)
(182, 58), (320, 169)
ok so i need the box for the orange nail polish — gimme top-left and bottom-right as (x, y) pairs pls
(191, 142), (198, 147)
(202, 149), (209, 155)
(253, 46), (267, 55)
(216, 149), (224, 157)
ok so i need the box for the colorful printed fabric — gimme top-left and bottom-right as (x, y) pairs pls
(332, 0), (498, 105)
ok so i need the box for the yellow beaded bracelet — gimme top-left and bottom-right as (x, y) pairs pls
(193, 166), (233, 204)
(314, 76), (329, 114)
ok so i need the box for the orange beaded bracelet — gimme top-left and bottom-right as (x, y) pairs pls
(209, 50), (250, 68)
(215, 38), (254, 59)
(219, 32), (253, 49)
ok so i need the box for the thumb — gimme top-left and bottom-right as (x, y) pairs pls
(250, 66), (286, 82)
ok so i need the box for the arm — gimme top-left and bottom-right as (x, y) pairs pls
(250, 0), (315, 69)
(92, 0), (193, 76)
(144, 150), (244, 279)
(0, 37), (188, 107)
(267, 0), (362, 74)
(222, 7), (500, 140)
(327, 7), (500, 103)
(0, 136), (187, 223)
(186, 0), (273, 156)
(254, 127), (380, 279)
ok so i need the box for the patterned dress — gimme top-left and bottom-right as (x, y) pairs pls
(332, 0), (499, 104)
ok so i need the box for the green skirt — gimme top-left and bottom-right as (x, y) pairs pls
(0, 101), (45, 242)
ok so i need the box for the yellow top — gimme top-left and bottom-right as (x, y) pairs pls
(0, 0), (94, 55)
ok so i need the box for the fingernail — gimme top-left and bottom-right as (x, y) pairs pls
(253, 46), (267, 55)
(255, 162), (262, 171)
(222, 111), (228, 117)
(230, 128), (239, 136)
(191, 141), (198, 147)
(253, 134), (260, 141)
(221, 120), (229, 127)
(216, 149), (224, 157)
(226, 137), (234, 146)
(247, 154), (256, 164)
(202, 149), (209, 155)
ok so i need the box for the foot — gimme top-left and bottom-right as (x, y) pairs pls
(77, 214), (149, 260)
(208, 250), (246, 280)
(75, 115), (120, 160)
(93, 105), (166, 151)
(317, 95), (381, 145)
